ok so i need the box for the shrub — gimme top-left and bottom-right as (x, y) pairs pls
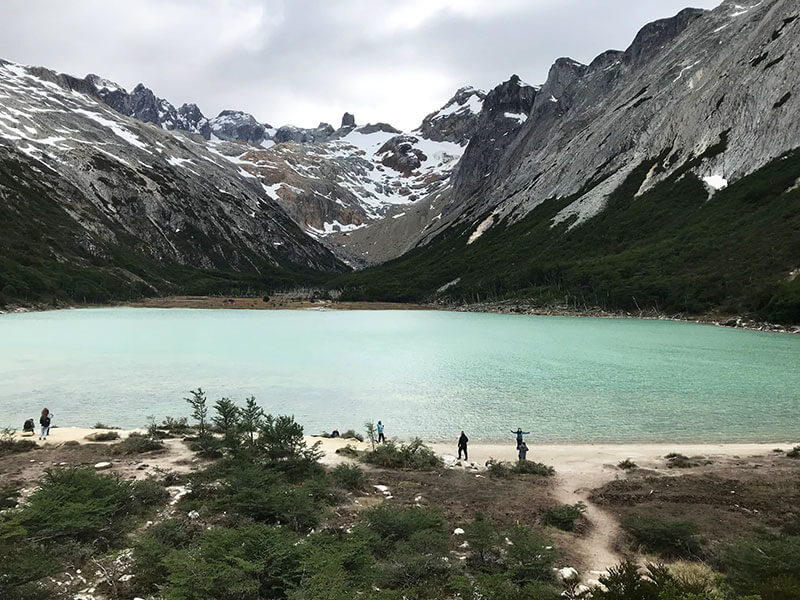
(331, 463), (368, 491)
(161, 524), (304, 600)
(515, 460), (556, 476)
(504, 524), (556, 584)
(543, 502), (587, 532)
(618, 459), (637, 470)
(335, 444), (360, 458)
(621, 515), (701, 559)
(91, 431), (120, 441)
(110, 432), (164, 455)
(0, 482), (21, 509)
(364, 504), (448, 558)
(93, 423), (118, 429)
(361, 439), (442, 471)
(132, 518), (203, 593)
(257, 414), (323, 481)
(0, 428), (37, 456)
(717, 531), (800, 598)
(161, 416), (192, 435)
(341, 429), (364, 442)
(787, 446), (800, 459)
(488, 460), (555, 478)
(665, 453), (698, 468)
(203, 459), (324, 532)
(1, 468), (165, 548)
(465, 513), (502, 572)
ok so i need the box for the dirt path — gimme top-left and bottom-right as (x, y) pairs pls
(551, 467), (623, 581)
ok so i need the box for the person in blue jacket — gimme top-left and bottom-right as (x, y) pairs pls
(511, 427), (530, 449)
(377, 421), (385, 443)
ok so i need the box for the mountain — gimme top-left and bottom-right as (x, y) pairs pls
(0, 60), (343, 305)
(334, 0), (800, 323)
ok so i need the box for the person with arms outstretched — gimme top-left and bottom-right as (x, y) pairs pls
(511, 427), (529, 448)
(458, 431), (469, 460)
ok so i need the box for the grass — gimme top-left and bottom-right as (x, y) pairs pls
(617, 458), (637, 470)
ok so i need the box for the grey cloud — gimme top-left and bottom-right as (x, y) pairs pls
(0, 0), (721, 130)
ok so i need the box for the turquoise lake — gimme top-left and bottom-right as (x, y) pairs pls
(1, 308), (798, 442)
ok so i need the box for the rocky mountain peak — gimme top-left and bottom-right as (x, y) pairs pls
(482, 74), (537, 117)
(417, 86), (487, 145)
(341, 112), (356, 128)
(624, 7), (706, 66)
(210, 110), (269, 145)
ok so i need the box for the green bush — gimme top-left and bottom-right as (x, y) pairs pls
(618, 459), (637, 470)
(194, 458), (324, 533)
(542, 502), (587, 531)
(621, 515), (701, 559)
(132, 518), (203, 594)
(717, 531), (800, 598)
(504, 524), (556, 584)
(0, 482), (21, 509)
(364, 504), (448, 558)
(488, 460), (555, 478)
(256, 414), (323, 481)
(465, 512), (503, 572)
(331, 463), (368, 491)
(161, 524), (304, 600)
(91, 431), (120, 441)
(361, 439), (442, 471)
(0, 468), (166, 548)
(110, 432), (164, 455)
(787, 446), (800, 459)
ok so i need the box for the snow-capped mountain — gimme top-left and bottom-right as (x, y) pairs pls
(0, 59), (342, 303)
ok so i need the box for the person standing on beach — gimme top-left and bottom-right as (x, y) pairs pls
(377, 421), (385, 444)
(458, 431), (469, 460)
(511, 427), (530, 448)
(39, 408), (51, 440)
(518, 441), (529, 462)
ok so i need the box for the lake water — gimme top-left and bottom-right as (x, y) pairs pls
(1, 308), (798, 442)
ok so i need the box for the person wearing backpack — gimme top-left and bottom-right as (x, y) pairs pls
(39, 408), (52, 440)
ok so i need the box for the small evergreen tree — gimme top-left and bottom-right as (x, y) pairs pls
(185, 388), (208, 437)
(214, 397), (241, 452)
(239, 396), (264, 448)
(364, 421), (377, 451)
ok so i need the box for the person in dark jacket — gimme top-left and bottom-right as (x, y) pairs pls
(511, 428), (530, 448)
(518, 441), (529, 462)
(39, 408), (52, 440)
(457, 431), (469, 460)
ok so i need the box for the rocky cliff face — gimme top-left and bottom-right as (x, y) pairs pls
(416, 87), (486, 145)
(426, 0), (799, 243)
(0, 60), (343, 303)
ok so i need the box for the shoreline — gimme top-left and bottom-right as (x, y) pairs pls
(15, 427), (798, 465)
(1, 295), (797, 334)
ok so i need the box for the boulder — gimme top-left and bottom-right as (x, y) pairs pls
(94, 461), (113, 470)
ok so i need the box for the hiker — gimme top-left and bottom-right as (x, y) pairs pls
(511, 427), (530, 448)
(377, 421), (385, 443)
(518, 440), (529, 462)
(22, 418), (35, 435)
(330, 429), (340, 438)
(39, 408), (52, 440)
(458, 431), (469, 460)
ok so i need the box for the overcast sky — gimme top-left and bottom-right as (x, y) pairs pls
(1, 0), (722, 130)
